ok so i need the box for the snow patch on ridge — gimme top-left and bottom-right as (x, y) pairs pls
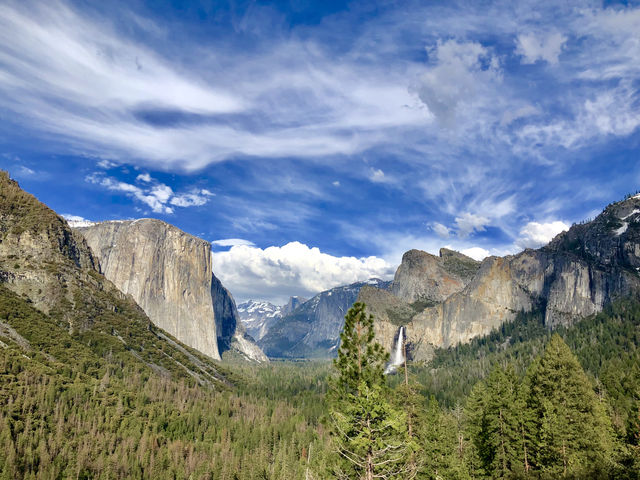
(615, 222), (628, 236)
(621, 209), (640, 220)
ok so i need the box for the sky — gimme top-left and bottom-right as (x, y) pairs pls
(1, 0), (640, 304)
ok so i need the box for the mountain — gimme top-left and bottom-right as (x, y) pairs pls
(74, 220), (267, 363)
(259, 278), (390, 358)
(391, 247), (480, 304)
(238, 300), (282, 341)
(364, 194), (640, 361)
(238, 296), (306, 341)
(0, 171), (227, 385)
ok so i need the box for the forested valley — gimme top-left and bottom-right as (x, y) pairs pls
(1, 283), (639, 479)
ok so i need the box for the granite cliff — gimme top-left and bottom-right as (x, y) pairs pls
(391, 248), (480, 303)
(75, 220), (267, 362)
(364, 194), (640, 361)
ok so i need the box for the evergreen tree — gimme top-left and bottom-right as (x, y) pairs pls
(463, 381), (490, 479)
(483, 366), (527, 478)
(526, 334), (614, 478)
(327, 302), (410, 479)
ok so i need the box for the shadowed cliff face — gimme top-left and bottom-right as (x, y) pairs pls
(211, 274), (268, 362)
(76, 220), (267, 362)
(366, 195), (640, 362)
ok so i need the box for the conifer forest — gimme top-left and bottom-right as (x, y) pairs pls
(2, 292), (639, 479)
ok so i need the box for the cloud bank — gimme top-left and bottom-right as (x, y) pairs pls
(212, 242), (395, 304)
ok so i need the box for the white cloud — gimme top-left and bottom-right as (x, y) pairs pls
(515, 220), (569, 250)
(369, 168), (386, 183)
(0, 1), (427, 171)
(460, 246), (491, 261)
(212, 238), (256, 248)
(431, 222), (451, 238)
(212, 241), (395, 304)
(97, 159), (118, 169)
(86, 172), (213, 214)
(136, 173), (152, 183)
(169, 191), (211, 207)
(501, 105), (540, 126)
(17, 165), (35, 176)
(516, 32), (567, 64)
(413, 39), (501, 127)
(332, 180), (341, 187)
(454, 212), (490, 238)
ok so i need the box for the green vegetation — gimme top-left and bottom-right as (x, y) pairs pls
(327, 302), (411, 479)
(2, 283), (640, 478)
(441, 252), (481, 280)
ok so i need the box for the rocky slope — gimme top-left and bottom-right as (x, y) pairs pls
(366, 195), (640, 361)
(75, 220), (266, 362)
(238, 296), (306, 341)
(238, 300), (282, 341)
(391, 248), (480, 303)
(0, 171), (227, 386)
(259, 279), (390, 358)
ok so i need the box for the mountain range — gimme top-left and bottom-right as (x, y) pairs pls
(237, 296), (306, 341)
(257, 278), (391, 358)
(4, 167), (639, 369)
(363, 194), (640, 361)
(244, 194), (640, 363)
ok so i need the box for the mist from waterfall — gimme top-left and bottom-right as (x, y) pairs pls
(384, 326), (405, 374)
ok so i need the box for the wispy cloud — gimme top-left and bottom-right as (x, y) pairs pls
(85, 172), (213, 214)
(211, 238), (256, 248)
(1, 0), (639, 304)
(516, 32), (567, 64)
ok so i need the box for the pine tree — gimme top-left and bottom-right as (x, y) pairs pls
(526, 334), (614, 478)
(327, 302), (410, 479)
(463, 381), (490, 479)
(483, 365), (527, 478)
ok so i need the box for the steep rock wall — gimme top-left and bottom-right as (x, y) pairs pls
(76, 220), (222, 360)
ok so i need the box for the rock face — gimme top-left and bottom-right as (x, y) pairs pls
(259, 279), (390, 358)
(391, 248), (480, 303)
(75, 220), (266, 362)
(211, 275), (268, 362)
(281, 296), (307, 315)
(357, 285), (419, 357)
(368, 195), (640, 361)
(76, 220), (222, 360)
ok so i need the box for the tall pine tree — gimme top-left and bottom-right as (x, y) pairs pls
(526, 334), (614, 478)
(327, 302), (410, 480)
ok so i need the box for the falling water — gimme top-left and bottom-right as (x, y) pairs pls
(384, 326), (405, 374)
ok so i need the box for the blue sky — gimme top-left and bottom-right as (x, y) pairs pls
(1, 0), (639, 303)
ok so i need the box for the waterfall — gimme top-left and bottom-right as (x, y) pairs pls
(384, 326), (405, 374)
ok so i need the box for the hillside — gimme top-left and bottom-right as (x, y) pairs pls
(0, 171), (226, 385)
